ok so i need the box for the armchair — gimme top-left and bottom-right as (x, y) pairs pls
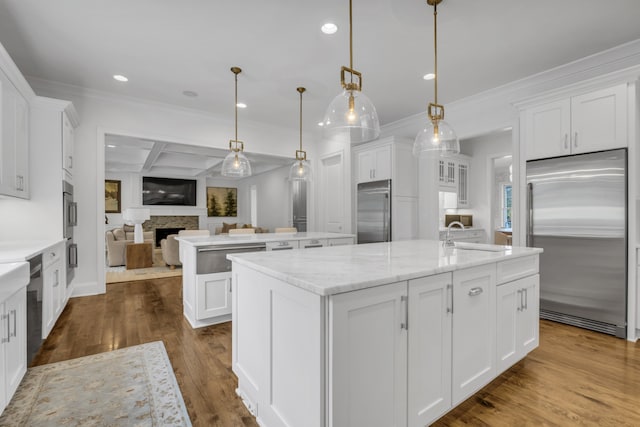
(161, 229), (210, 269)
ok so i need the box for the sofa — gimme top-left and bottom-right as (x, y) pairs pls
(213, 222), (269, 235)
(105, 225), (153, 267)
(161, 229), (210, 269)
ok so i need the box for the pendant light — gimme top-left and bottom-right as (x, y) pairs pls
(221, 67), (252, 177)
(413, 0), (460, 158)
(322, 0), (380, 144)
(289, 87), (312, 181)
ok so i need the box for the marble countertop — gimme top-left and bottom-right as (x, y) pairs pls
(228, 239), (543, 296)
(0, 262), (29, 301)
(0, 240), (64, 263)
(177, 231), (355, 247)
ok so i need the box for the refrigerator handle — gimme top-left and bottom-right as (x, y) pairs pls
(383, 193), (390, 242)
(526, 183), (533, 247)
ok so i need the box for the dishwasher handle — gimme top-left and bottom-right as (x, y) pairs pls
(198, 245), (266, 253)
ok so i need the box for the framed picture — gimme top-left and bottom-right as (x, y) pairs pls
(207, 187), (237, 217)
(105, 180), (121, 213)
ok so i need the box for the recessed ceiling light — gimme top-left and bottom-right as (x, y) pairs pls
(321, 23), (338, 35)
(423, 73), (435, 80)
(106, 144), (116, 148)
(183, 90), (198, 97)
(236, 103), (247, 108)
(113, 74), (128, 82)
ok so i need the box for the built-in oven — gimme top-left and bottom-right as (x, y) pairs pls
(63, 180), (78, 286)
(196, 243), (266, 274)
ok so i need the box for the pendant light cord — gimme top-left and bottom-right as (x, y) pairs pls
(433, 1), (438, 105)
(234, 71), (238, 141)
(299, 90), (303, 152)
(349, 0), (353, 85)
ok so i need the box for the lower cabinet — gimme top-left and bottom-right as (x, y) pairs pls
(196, 272), (232, 320)
(327, 237), (354, 246)
(408, 274), (452, 426)
(496, 274), (539, 374)
(42, 243), (65, 339)
(330, 281), (408, 427)
(1, 287), (27, 413)
(452, 265), (496, 405)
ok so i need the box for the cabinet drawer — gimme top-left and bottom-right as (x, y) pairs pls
(43, 243), (64, 268)
(497, 256), (539, 285)
(266, 240), (299, 251)
(299, 238), (327, 249)
(327, 237), (354, 247)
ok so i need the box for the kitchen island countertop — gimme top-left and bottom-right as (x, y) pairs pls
(177, 231), (354, 247)
(228, 239), (542, 296)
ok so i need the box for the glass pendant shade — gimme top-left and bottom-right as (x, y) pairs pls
(289, 160), (312, 181)
(413, 119), (459, 157)
(221, 150), (252, 178)
(323, 89), (380, 144)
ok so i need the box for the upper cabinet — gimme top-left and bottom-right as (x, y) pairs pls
(0, 69), (30, 199)
(437, 155), (471, 208)
(62, 110), (74, 180)
(523, 84), (627, 160)
(356, 144), (392, 183)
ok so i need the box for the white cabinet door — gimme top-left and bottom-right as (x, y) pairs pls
(0, 300), (5, 411)
(408, 273), (452, 427)
(327, 237), (354, 246)
(457, 160), (470, 208)
(452, 264), (496, 405)
(266, 240), (299, 251)
(438, 159), (457, 188)
(330, 281), (407, 427)
(4, 288), (27, 400)
(298, 238), (327, 249)
(43, 258), (63, 338)
(373, 145), (392, 181)
(496, 275), (539, 374)
(524, 99), (571, 160)
(0, 71), (29, 199)
(357, 149), (374, 183)
(571, 85), (627, 154)
(62, 111), (74, 178)
(196, 272), (232, 320)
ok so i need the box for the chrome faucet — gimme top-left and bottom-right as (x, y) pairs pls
(444, 221), (465, 247)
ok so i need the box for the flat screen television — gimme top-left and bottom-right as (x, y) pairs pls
(142, 177), (197, 206)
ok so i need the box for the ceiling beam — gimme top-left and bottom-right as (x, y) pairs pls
(141, 142), (167, 173)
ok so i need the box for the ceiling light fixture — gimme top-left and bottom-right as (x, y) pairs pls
(423, 73), (436, 80)
(321, 23), (338, 34)
(221, 67), (252, 178)
(113, 74), (128, 82)
(322, 0), (380, 144)
(236, 102), (247, 108)
(413, 0), (460, 158)
(289, 87), (312, 181)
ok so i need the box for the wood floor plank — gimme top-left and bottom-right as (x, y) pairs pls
(32, 276), (640, 426)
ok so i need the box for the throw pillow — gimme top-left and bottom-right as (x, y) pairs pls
(222, 222), (237, 233)
(242, 223), (253, 229)
(113, 228), (126, 241)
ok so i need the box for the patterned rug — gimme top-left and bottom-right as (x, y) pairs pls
(0, 341), (192, 426)
(106, 249), (182, 284)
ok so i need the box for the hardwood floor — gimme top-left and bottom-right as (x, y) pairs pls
(34, 277), (640, 426)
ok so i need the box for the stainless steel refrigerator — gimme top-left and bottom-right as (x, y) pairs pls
(357, 180), (391, 244)
(526, 149), (627, 337)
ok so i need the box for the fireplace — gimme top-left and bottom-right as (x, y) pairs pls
(155, 227), (185, 247)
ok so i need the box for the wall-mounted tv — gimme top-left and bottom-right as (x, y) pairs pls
(142, 177), (197, 206)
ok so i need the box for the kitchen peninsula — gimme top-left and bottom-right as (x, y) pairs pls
(177, 232), (355, 327)
(228, 240), (542, 427)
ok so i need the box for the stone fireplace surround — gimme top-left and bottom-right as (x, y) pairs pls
(143, 215), (199, 247)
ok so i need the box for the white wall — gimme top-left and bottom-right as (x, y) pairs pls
(27, 79), (313, 297)
(459, 130), (512, 239)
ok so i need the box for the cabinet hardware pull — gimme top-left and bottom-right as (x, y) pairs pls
(564, 134), (569, 150)
(69, 155), (73, 169)
(305, 244), (323, 248)
(574, 132), (578, 148)
(400, 295), (408, 330)
(229, 281), (232, 293)
(446, 284), (453, 314)
(524, 288), (528, 310)
(2, 314), (9, 343)
(468, 287), (483, 296)
(517, 289), (522, 311)
(11, 309), (16, 338)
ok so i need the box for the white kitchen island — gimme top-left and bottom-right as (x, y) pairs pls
(228, 240), (542, 427)
(177, 232), (355, 328)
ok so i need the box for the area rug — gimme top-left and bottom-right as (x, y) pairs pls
(106, 249), (183, 284)
(0, 341), (192, 426)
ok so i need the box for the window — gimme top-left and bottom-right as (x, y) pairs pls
(502, 184), (512, 228)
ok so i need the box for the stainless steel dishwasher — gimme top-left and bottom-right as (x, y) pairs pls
(196, 243), (266, 274)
